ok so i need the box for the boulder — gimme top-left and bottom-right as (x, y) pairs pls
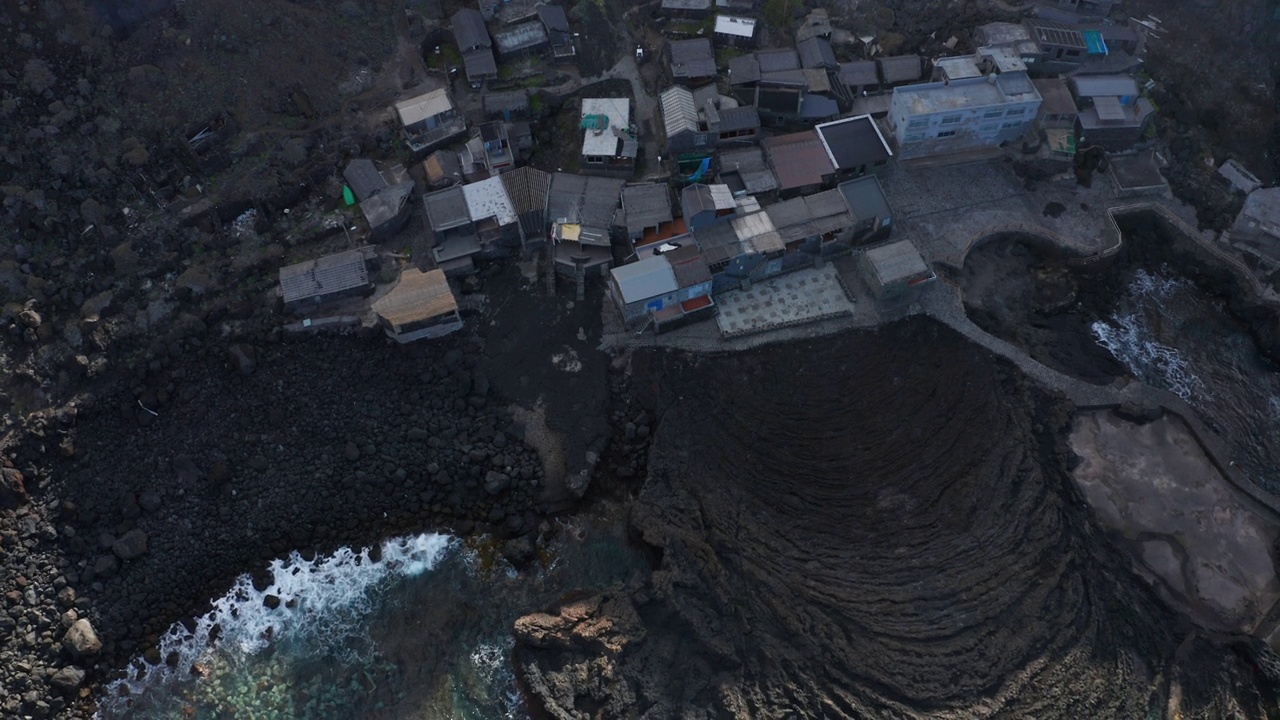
(112, 528), (148, 561)
(0, 464), (28, 508)
(484, 471), (511, 495)
(227, 344), (256, 375)
(49, 666), (86, 695)
(62, 619), (102, 657)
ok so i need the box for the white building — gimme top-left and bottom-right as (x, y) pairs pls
(889, 69), (1042, 161)
(580, 98), (637, 177)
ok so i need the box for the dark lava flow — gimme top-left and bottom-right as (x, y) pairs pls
(514, 317), (1280, 718)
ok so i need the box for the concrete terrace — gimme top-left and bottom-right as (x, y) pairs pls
(714, 265), (855, 337)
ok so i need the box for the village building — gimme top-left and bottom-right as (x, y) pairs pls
(608, 248), (715, 329)
(278, 246), (376, 312)
(976, 19), (1142, 76)
(877, 55), (924, 88)
(477, 120), (515, 173)
(342, 159), (415, 241)
(483, 90), (531, 120)
(421, 174), (524, 274)
(372, 267), (463, 343)
(492, 20), (548, 59)
(660, 0), (711, 19)
(423, 149), (463, 189)
(394, 88), (467, 153)
(1107, 150), (1169, 198)
(1032, 77), (1079, 158)
(728, 49), (837, 125)
(1217, 159), (1264, 196)
(499, 165), (551, 248)
(667, 38), (717, 86)
(858, 240), (935, 299)
(717, 145), (779, 198)
(580, 98), (638, 177)
(797, 36), (837, 70)
(763, 130), (837, 198)
(1069, 74), (1154, 151)
(547, 172), (627, 278)
(681, 183), (738, 230)
(888, 68), (1042, 162)
(537, 4), (576, 60)
(713, 15), (757, 47)
(795, 8), (833, 43)
(621, 183), (675, 244)
(1230, 187), (1280, 267)
(1032, 0), (1119, 23)
(838, 175), (895, 245)
(836, 61), (879, 104)
(815, 115), (893, 179)
(452, 8), (498, 86)
(658, 85), (760, 154)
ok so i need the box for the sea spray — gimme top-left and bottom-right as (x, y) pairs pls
(95, 533), (456, 719)
(1091, 268), (1205, 401)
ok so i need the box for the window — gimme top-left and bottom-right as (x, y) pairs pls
(907, 117), (928, 129)
(936, 130), (957, 138)
(1006, 108), (1026, 116)
(1001, 121), (1021, 129)
(940, 115), (962, 125)
(980, 124), (998, 133)
(1065, 49), (1080, 58)
(983, 109), (1004, 119)
(586, 155), (604, 164)
(905, 133), (925, 142)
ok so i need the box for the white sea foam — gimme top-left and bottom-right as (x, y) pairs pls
(96, 533), (456, 718)
(1092, 313), (1202, 401)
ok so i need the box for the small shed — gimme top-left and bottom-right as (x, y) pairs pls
(859, 240), (933, 299)
(538, 4), (576, 59)
(423, 150), (463, 188)
(372, 268), (463, 343)
(493, 20), (549, 58)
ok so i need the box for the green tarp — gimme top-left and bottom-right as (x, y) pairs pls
(343, 185), (356, 206)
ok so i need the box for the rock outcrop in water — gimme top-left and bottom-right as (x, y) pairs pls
(515, 318), (1280, 718)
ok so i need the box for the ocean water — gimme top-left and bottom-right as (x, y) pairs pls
(1091, 267), (1280, 492)
(96, 515), (648, 719)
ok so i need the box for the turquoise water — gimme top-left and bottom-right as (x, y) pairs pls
(95, 511), (649, 719)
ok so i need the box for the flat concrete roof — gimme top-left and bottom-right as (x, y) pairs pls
(897, 73), (1040, 115)
(582, 98), (630, 157)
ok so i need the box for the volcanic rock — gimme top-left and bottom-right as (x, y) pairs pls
(49, 666), (86, 694)
(112, 528), (148, 561)
(62, 619), (102, 657)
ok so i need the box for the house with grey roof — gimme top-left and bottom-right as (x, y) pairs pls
(877, 55), (923, 87)
(660, 0), (711, 18)
(797, 36), (837, 70)
(1069, 74), (1154, 151)
(838, 175), (894, 245)
(682, 183), (738, 230)
(500, 166), (551, 247)
(342, 159), (415, 241)
(608, 248), (714, 330)
(717, 146), (778, 198)
(547, 172), (627, 278)
(858, 240), (934, 300)
(278, 246), (377, 312)
(837, 60), (879, 100)
(537, 4), (576, 60)
(763, 130), (837, 198)
(1230, 187), (1280, 268)
(621, 183), (675, 242)
(728, 48), (838, 127)
(658, 85), (760, 154)
(667, 38), (717, 85)
(452, 8), (498, 86)
(421, 174), (525, 274)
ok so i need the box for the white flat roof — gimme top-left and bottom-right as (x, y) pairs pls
(715, 15), (756, 38)
(582, 98), (630, 157)
(461, 175), (517, 225)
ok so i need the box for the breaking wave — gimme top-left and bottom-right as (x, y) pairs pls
(1091, 269), (1204, 401)
(95, 533), (456, 719)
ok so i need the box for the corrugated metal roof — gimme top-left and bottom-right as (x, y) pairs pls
(717, 146), (777, 194)
(714, 15), (756, 37)
(757, 49), (800, 72)
(611, 256), (678, 304)
(717, 105), (758, 133)
(708, 183), (735, 209)
(494, 20), (548, 54)
(395, 89), (455, 127)
(1093, 95), (1126, 121)
(463, 49), (498, 80)
(660, 86), (698, 137)
(373, 268), (458, 328)
(763, 131), (834, 190)
(866, 240), (930, 285)
(548, 173), (625, 246)
(279, 248), (371, 304)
